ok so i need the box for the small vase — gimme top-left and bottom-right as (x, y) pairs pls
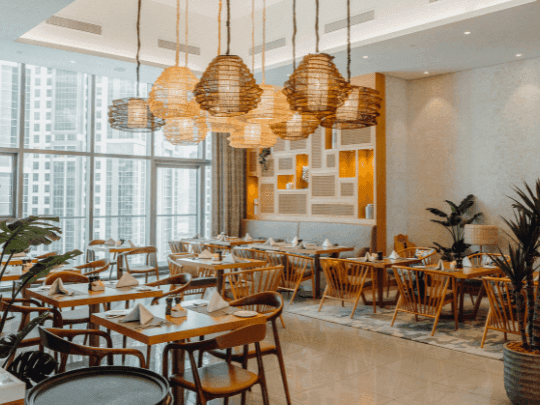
(455, 259), (463, 269)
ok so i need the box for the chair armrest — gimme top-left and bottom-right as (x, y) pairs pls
(95, 347), (146, 368)
(45, 328), (113, 348)
(83, 266), (109, 276)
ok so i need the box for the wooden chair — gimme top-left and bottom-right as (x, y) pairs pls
(480, 276), (536, 348)
(188, 242), (204, 255)
(233, 248), (284, 268)
(162, 324), (270, 405)
(168, 240), (185, 254)
(396, 247), (437, 265)
(319, 258), (375, 317)
(206, 292), (291, 405)
(39, 327), (145, 372)
(118, 246), (159, 283)
(167, 254), (216, 298)
(86, 239), (105, 263)
(463, 253), (509, 307)
(391, 266), (457, 336)
(280, 253), (315, 304)
(223, 266), (284, 302)
(394, 234), (416, 252)
(74, 258), (110, 277)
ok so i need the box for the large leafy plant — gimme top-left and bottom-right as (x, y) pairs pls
(490, 180), (540, 351)
(426, 195), (483, 260)
(0, 216), (82, 386)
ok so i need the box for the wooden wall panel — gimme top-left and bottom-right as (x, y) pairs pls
(326, 153), (336, 168)
(278, 157), (293, 171)
(278, 193), (307, 214)
(273, 137), (286, 152)
(341, 127), (371, 146)
(260, 183), (274, 213)
(312, 204), (355, 217)
(312, 175), (335, 197)
(290, 139), (307, 150)
(341, 182), (354, 197)
(311, 127), (322, 169)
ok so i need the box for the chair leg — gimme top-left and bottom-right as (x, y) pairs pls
(431, 302), (446, 336)
(310, 275), (316, 300)
(317, 287), (328, 312)
(146, 345), (152, 369)
(224, 397), (229, 405)
(289, 284), (301, 305)
(259, 378), (270, 405)
(197, 335), (205, 368)
(350, 295), (361, 319)
(504, 332), (508, 341)
(391, 297), (401, 327)
(481, 312), (491, 348)
(279, 315), (286, 329)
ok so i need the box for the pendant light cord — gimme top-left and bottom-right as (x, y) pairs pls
(262, 0), (266, 84)
(293, 0), (296, 71)
(347, 0), (350, 82)
(175, 0), (180, 66)
(136, 0), (142, 97)
(252, 0), (254, 72)
(315, 0), (319, 53)
(226, 0), (231, 55)
(185, 0), (189, 66)
(218, 0), (222, 55)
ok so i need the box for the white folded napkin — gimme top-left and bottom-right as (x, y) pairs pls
(119, 303), (154, 325)
(322, 239), (332, 248)
(116, 272), (139, 288)
(222, 253), (241, 264)
(462, 256), (473, 267)
(104, 238), (115, 246)
(264, 238), (276, 246)
(207, 289), (230, 313)
(215, 234), (227, 241)
(244, 233), (254, 241)
(389, 250), (400, 260)
(198, 249), (213, 259)
(48, 278), (74, 296)
(191, 233), (201, 239)
(435, 260), (445, 270)
(364, 252), (373, 262)
(291, 236), (299, 246)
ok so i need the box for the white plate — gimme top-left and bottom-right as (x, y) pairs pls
(135, 286), (153, 291)
(37, 286), (51, 290)
(234, 310), (258, 318)
(105, 309), (129, 315)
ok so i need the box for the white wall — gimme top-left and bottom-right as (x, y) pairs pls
(386, 56), (540, 252)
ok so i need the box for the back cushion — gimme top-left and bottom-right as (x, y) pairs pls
(243, 220), (299, 241)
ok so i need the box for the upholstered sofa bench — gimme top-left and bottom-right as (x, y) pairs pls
(241, 219), (376, 259)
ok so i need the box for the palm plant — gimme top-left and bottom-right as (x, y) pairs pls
(426, 194), (483, 260)
(490, 180), (540, 351)
(0, 216), (82, 386)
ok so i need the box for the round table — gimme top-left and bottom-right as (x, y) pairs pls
(26, 366), (170, 405)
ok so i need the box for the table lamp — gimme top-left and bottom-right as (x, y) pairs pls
(464, 224), (498, 253)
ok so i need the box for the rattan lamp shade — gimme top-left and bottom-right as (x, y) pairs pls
(237, 84), (292, 124)
(194, 55), (263, 117)
(464, 225), (499, 246)
(163, 113), (208, 145)
(283, 53), (351, 119)
(109, 97), (165, 132)
(148, 66), (199, 119)
(206, 116), (243, 133)
(320, 85), (382, 129)
(228, 123), (276, 148)
(270, 112), (319, 140)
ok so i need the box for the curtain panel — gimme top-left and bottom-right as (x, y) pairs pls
(211, 133), (246, 237)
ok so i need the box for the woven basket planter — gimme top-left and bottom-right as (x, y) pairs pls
(503, 342), (540, 404)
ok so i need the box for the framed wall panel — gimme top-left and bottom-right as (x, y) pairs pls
(260, 183), (275, 213)
(278, 193), (307, 215)
(311, 175), (335, 197)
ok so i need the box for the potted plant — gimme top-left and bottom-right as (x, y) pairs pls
(488, 181), (540, 404)
(426, 195), (483, 262)
(0, 216), (81, 389)
(258, 148), (272, 170)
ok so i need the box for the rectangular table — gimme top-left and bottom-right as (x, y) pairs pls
(345, 257), (423, 310)
(249, 243), (354, 298)
(173, 257), (266, 294)
(26, 283), (163, 345)
(181, 237), (266, 249)
(92, 302), (266, 405)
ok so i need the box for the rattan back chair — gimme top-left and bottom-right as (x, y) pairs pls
(396, 247), (438, 265)
(223, 266), (284, 307)
(280, 253), (315, 304)
(391, 266), (456, 336)
(168, 240), (185, 254)
(167, 254), (216, 298)
(86, 239), (106, 262)
(74, 259), (110, 277)
(118, 246), (159, 282)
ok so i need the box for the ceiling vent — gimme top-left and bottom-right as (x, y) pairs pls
(157, 39), (200, 56)
(249, 37), (286, 55)
(324, 10), (375, 34)
(46, 16), (102, 35)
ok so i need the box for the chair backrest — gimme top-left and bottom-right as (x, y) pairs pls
(392, 266), (451, 316)
(75, 258), (110, 275)
(223, 266), (284, 305)
(168, 241), (185, 254)
(229, 292), (283, 322)
(320, 258), (371, 299)
(0, 298), (62, 331)
(215, 324), (267, 350)
(283, 253), (314, 288)
(189, 242), (203, 254)
(394, 234), (416, 252)
(45, 271), (89, 285)
(145, 273), (192, 304)
(397, 247), (437, 265)
(89, 239), (106, 246)
(121, 246), (157, 269)
(469, 253), (509, 267)
(232, 248), (256, 260)
(482, 276), (533, 334)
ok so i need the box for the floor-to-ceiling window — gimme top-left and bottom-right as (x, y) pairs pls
(0, 60), (212, 265)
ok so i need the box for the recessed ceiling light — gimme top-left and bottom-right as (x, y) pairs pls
(424, 71), (429, 75)
(516, 53), (523, 57)
(363, 55), (369, 59)
(464, 31), (471, 35)
(70, 61), (76, 63)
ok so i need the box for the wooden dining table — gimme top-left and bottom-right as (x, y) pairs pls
(181, 237), (266, 249)
(249, 243), (354, 298)
(25, 283), (163, 346)
(1, 256), (38, 282)
(172, 257), (266, 294)
(91, 301), (266, 405)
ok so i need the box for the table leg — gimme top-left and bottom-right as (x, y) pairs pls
(216, 269), (223, 295)
(314, 255), (321, 299)
(472, 283), (486, 321)
(377, 268), (384, 308)
(88, 303), (100, 347)
(459, 279), (466, 322)
(116, 254), (123, 279)
(452, 278), (459, 330)
(171, 340), (185, 405)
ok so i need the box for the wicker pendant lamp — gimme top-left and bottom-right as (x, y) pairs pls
(163, 111), (208, 145)
(283, 0), (350, 119)
(228, 123), (276, 148)
(320, 0), (381, 129)
(270, 0), (319, 141)
(148, 0), (198, 119)
(108, 0), (165, 132)
(237, 0), (292, 125)
(194, 0), (263, 117)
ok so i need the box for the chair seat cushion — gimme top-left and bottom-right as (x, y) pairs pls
(170, 362), (259, 395)
(126, 265), (155, 273)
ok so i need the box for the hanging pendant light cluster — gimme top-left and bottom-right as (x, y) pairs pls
(320, 0), (381, 129)
(109, 0), (165, 133)
(164, 110), (208, 145)
(194, 0), (262, 117)
(283, 0), (351, 120)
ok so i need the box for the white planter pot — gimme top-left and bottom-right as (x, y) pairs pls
(0, 367), (25, 405)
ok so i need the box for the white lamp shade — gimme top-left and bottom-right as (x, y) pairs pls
(464, 225), (498, 245)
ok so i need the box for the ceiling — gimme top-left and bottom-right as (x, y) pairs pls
(0, 0), (538, 85)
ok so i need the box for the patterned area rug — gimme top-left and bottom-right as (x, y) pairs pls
(286, 294), (515, 360)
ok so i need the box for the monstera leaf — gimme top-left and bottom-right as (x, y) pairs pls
(0, 216), (62, 255)
(7, 351), (57, 388)
(19, 250), (82, 285)
(0, 312), (50, 362)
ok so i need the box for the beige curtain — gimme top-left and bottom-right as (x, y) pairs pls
(211, 133), (246, 237)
